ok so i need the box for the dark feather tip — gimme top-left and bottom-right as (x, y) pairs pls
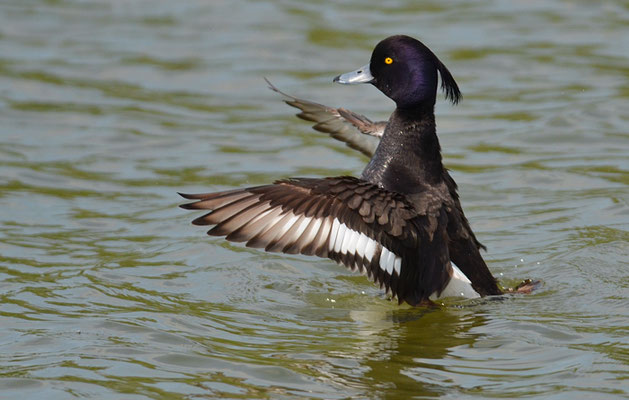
(192, 215), (212, 225)
(265, 77), (291, 99)
(264, 77), (277, 92)
(179, 202), (198, 210)
(178, 192), (198, 199)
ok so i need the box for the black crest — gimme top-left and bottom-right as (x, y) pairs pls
(435, 59), (462, 105)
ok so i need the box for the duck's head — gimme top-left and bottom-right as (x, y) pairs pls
(334, 35), (461, 108)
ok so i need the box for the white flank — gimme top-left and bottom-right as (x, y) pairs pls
(429, 263), (480, 300)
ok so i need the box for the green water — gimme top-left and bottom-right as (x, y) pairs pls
(1, 1), (628, 398)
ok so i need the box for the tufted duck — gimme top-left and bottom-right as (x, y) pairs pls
(180, 35), (516, 305)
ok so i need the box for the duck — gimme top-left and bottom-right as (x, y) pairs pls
(180, 35), (515, 306)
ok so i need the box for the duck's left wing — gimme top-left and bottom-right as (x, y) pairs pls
(180, 176), (453, 305)
(266, 79), (385, 158)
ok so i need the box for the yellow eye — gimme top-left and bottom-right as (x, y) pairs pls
(384, 57), (393, 65)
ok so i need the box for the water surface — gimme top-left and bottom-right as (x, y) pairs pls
(1, 0), (628, 398)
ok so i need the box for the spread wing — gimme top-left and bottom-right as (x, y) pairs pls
(180, 176), (452, 305)
(266, 79), (386, 158)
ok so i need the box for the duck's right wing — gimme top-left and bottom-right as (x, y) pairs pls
(266, 79), (385, 158)
(180, 176), (454, 306)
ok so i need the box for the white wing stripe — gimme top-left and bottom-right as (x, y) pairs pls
(386, 249), (396, 275)
(249, 207), (274, 224)
(340, 225), (352, 254)
(354, 233), (369, 258)
(364, 238), (377, 262)
(324, 223), (400, 276)
(328, 218), (341, 252)
(376, 245), (401, 276)
(299, 217), (322, 245)
(315, 217), (332, 250)
(291, 216), (313, 242)
(346, 230), (361, 257)
(341, 228), (359, 254)
(234, 208), (402, 278)
(277, 212), (300, 238)
(379, 248), (390, 274)
(333, 223), (347, 253)
(393, 256), (402, 276)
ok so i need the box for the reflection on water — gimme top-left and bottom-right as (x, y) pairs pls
(1, 0), (628, 398)
(353, 309), (485, 399)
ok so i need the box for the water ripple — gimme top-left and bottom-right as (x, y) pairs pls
(1, 0), (628, 398)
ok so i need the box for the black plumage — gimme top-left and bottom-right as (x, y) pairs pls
(181, 35), (504, 305)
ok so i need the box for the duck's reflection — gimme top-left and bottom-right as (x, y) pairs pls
(316, 304), (488, 398)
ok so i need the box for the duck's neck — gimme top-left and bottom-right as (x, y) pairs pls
(361, 105), (443, 194)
